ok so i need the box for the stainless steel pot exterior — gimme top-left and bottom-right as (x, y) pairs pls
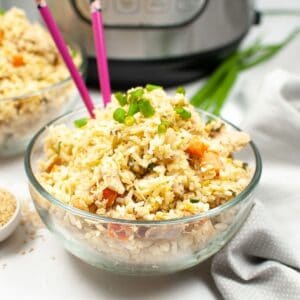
(46, 0), (254, 60)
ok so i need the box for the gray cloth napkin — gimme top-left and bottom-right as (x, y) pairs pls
(211, 70), (300, 300)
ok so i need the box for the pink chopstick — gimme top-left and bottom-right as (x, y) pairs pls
(36, 0), (95, 117)
(90, 0), (111, 106)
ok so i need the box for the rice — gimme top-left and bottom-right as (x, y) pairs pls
(0, 8), (82, 155)
(0, 7), (80, 98)
(38, 86), (252, 221)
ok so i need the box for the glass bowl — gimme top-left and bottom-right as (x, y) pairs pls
(0, 42), (86, 157)
(24, 108), (262, 275)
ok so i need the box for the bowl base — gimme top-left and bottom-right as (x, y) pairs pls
(59, 203), (253, 276)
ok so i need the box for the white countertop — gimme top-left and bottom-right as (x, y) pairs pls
(1, 1), (300, 299)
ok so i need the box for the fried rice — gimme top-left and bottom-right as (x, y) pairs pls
(0, 8), (81, 155)
(0, 7), (80, 99)
(38, 86), (251, 221)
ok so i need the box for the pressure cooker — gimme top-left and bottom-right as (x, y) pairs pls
(23, 0), (258, 88)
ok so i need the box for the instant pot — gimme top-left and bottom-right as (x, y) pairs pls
(25, 0), (258, 88)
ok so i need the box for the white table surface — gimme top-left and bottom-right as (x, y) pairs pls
(1, 1), (300, 299)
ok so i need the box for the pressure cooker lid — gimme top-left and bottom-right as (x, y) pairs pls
(71, 0), (208, 28)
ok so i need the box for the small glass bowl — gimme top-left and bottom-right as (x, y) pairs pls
(25, 108), (262, 275)
(0, 42), (86, 157)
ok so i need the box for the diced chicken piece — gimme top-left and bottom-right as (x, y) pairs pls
(228, 131), (251, 151)
(212, 129), (250, 155)
(100, 157), (125, 194)
(193, 219), (216, 245)
(145, 224), (184, 240)
(201, 151), (223, 171)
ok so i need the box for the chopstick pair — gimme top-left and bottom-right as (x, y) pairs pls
(36, 0), (111, 117)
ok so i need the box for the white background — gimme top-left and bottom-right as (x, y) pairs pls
(1, 1), (300, 299)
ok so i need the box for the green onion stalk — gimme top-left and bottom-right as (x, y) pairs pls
(190, 28), (300, 115)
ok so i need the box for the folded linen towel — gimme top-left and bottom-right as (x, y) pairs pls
(212, 70), (300, 300)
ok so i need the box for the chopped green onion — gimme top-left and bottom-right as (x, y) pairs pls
(242, 162), (248, 170)
(128, 101), (139, 116)
(146, 84), (162, 92)
(158, 124), (167, 134)
(138, 100), (155, 118)
(74, 118), (88, 128)
(70, 47), (77, 58)
(180, 110), (192, 119)
(176, 86), (186, 95)
(129, 88), (144, 101)
(157, 119), (170, 134)
(162, 120), (170, 126)
(114, 92), (127, 106)
(174, 107), (192, 120)
(57, 141), (62, 154)
(229, 190), (237, 197)
(124, 115), (135, 126)
(174, 107), (183, 114)
(190, 199), (200, 203)
(0, 8), (5, 15)
(205, 119), (214, 125)
(113, 108), (126, 123)
(147, 163), (157, 171)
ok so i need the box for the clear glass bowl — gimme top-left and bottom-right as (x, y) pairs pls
(0, 42), (86, 157)
(24, 108), (262, 275)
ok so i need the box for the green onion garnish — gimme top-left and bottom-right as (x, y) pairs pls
(242, 162), (248, 170)
(190, 199), (200, 203)
(157, 120), (170, 134)
(74, 118), (88, 128)
(57, 141), (62, 154)
(162, 120), (171, 126)
(124, 115), (135, 126)
(129, 88), (144, 101)
(71, 48), (77, 58)
(158, 124), (167, 134)
(146, 84), (162, 92)
(147, 163), (157, 171)
(114, 92), (127, 106)
(176, 86), (186, 95)
(138, 100), (155, 118)
(128, 101), (139, 116)
(113, 108), (126, 123)
(174, 107), (192, 120)
(229, 190), (237, 197)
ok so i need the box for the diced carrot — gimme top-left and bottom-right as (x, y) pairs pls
(186, 138), (208, 158)
(12, 54), (25, 67)
(201, 151), (223, 171)
(0, 29), (4, 44)
(103, 188), (118, 208)
(116, 230), (128, 240)
(108, 223), (122, 232)
(107, 223), (130, 240)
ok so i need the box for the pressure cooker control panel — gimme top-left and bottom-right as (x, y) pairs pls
(71, 0), (208, 28)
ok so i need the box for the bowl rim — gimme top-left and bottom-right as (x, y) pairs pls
(0, 40), (86, 103)
(24, 107), (262, 226)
